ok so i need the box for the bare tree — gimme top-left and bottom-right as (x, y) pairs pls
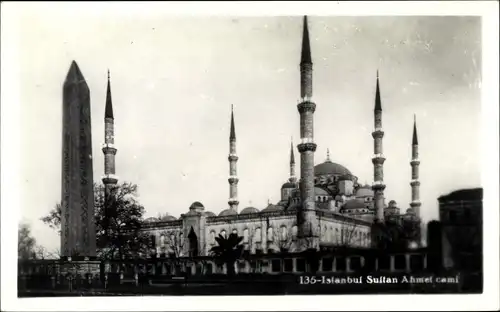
(338, 222), (359, 248)
(18, 223), (37, 260)
(272, 226), (294, 252)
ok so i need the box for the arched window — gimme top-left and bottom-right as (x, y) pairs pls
(322, 226), (327, 240)
(210, 231), (216, 245)
(255, 228), (262, 243)
(291, 226), (298, 240)
(220, 230), (227, 238)
(267, 227), (273, 241)
(335, 228), (340, 243)
(232, 228), (238, 235)
(280, 226), (287, 241)
(243, 228), (249, 243)
(179, 233), (184, 247)
(160, 234), (165, 247)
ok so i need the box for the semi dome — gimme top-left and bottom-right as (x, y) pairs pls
(190, 201), (204, 210)
(204, 211), (216, 217)
(262, 204), (284, 212)
(219, 209), (238, 217)
(314, 160), (352, 176)
(343, 199), (365, 210)
(240, 207), (260, 214)
(159, 214), (177, 221)
(356, 186), (374, 197)
(281, 182), (297, 189)
(315, 187), (330, 196)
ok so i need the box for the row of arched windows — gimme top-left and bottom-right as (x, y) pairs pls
(208, 225), (299, 245)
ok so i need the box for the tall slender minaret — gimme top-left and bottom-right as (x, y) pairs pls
(228, 105), (239, 212)
(297, 16), (318, 244)
(410, 115), (421, 218)
(372, 71), (386, 223)
(102, 70), (118, 196)
(289, 138), (297, 183)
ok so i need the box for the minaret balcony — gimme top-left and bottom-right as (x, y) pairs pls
(102, 143), (117, 155)
(371, 181), (386, 189)
(371, 129), (384, 138)
(228, 154), (239, 162)
(298, 142), (317, 153)
(371, 154), (386, 164)
(102, 174), (119, 184)
(228, 176), (239, 184)
(297, 101), (316, 114)
(228, 199), (239, 205)
(410, 179), (420, 186)
(410, 200), (421, 206)
(410, 159), (420, 166)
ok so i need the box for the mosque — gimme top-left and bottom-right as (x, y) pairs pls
(100, 16), (422, 257)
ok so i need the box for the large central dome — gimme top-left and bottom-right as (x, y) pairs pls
(314, 160), (352, 176)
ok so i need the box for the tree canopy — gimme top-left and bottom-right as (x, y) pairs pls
(40, 182), (150, 259)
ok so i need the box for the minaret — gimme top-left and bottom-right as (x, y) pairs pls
(296, 16), (318, 245)
(289, 138), (297, 183)
(372, 71), (386, 223)
(228, 105), (239, 212)
(61, 61), (96, 258)
(410, 115), (421, 218)
(102, 70), (118, 196)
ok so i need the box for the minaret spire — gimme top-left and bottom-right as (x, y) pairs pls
(372, 71), (386, 223)
(375, 70), (382, 112)
(297, 15), (318, 249)
(326, 148), (331, 162)
(412, 114), (418, 145)
(228, 105), (239, 211)
(230, 104), (236, 141)
(102, 70), (118, 196)
(105, 69), (114, 119)
(410, 114), (421, 218)
(300, 16), (312, 66)
(289, 137), (297, 183)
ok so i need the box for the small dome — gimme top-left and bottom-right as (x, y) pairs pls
(281, 182), (297, 189)
(219, 209), (238, 216)
(240, 207), (260, 214)
(144, 217), (159, 223)
(406, 207), (416, 215)
(262, 204), (284, 212)
(356, 186), (374, 197)
(389, 200), (397, 207)
(159, 214), (177, 221)
(315, 187), (330, 196)
(190, 201), (204, 210)
(204, 211), (216, 217)
(314, 161), (352, 176)
(343, 199), (365, 210)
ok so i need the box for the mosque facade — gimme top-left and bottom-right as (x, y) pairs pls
(100, 17), (422, 258)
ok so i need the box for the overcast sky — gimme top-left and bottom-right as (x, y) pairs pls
(16, 10), (481, 251)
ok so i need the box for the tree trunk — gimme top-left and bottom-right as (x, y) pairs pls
(226, 261), (235, 277)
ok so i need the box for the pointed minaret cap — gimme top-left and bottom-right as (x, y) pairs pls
(375, 70), (382, 111)
(326, 148), (331, 162)
(412, 114), (418, 145)
(64, 60), (85, 84)
(290, 137), (295, 165)
(105, 69), (114, 119)
(230, 104), (236, 141)
(300, 15), (312, 65)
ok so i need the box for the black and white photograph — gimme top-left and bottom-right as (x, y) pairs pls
(1, 1), (499, 311)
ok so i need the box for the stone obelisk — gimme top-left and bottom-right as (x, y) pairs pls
(60, 60), (96, 259)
